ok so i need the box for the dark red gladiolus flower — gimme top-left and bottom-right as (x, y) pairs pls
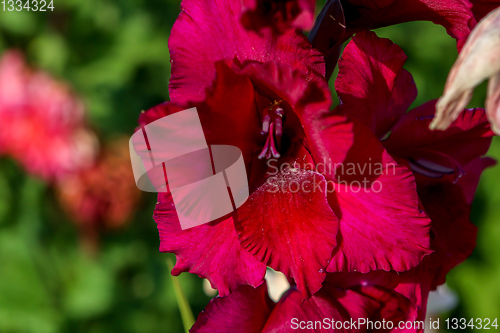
(0, 50), (97, 182)
(334, 30), (494, 284)
(240, 0), (316, 33)
(191, 274), (417, 333)
(57, 138), (142, 252)
(143, 59), (344, 299)
(310, 0), (476, 78)
(143, 0), (432, 299)
(190, 151), (490, 332)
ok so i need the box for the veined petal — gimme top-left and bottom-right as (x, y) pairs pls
(456, 157), (496, 205)
(234, 170), (339, 299)
(415, 176), (478, 287)
(155, 193), (267, 297)
(324, 117), (432, 273)
(234, 60), (331, 118)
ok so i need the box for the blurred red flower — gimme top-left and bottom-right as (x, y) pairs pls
(56, 138), (142, 251)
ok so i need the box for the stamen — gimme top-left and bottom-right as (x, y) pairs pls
(262, 114), (271, 134)
(269, 124), (281, 159)
(275, 117), (283, 137)
(258, 129), (272, 159)
(258, 100), (285, 160)
(274, 106), (284, 117)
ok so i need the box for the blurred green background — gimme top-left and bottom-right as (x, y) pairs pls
(0, 1), (499, 332)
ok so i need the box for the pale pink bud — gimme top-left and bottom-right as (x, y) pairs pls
(431, 7), (500, 134)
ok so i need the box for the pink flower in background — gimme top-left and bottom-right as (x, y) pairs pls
(240, 0), (316, 33)
(0, 50), (97, 182)
(142, 0), (432, 300)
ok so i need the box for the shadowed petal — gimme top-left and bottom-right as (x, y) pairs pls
(386, 101), (494, 168)
(241, 0), (316, 33)
(471, 0), (500, 21)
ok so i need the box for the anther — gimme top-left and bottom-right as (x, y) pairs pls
(262, 114), (271, 134)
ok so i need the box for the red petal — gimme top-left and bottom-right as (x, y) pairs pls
(325, 117), (432, 273)
(309, 0), (346, 79)
(342, 0), (476, 49)
(191, 284), (274, 333)
(234, 170), (339, 299)
(155, 193), (267, 296)
(457, 157), (496, 205)
(335, 31), (417, 139)
(416, 176), (478, 287)
(169, 0), (324, 103)
(301, 108), (354, 181)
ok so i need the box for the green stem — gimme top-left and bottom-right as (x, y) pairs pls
(167, 258), (195, 333)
